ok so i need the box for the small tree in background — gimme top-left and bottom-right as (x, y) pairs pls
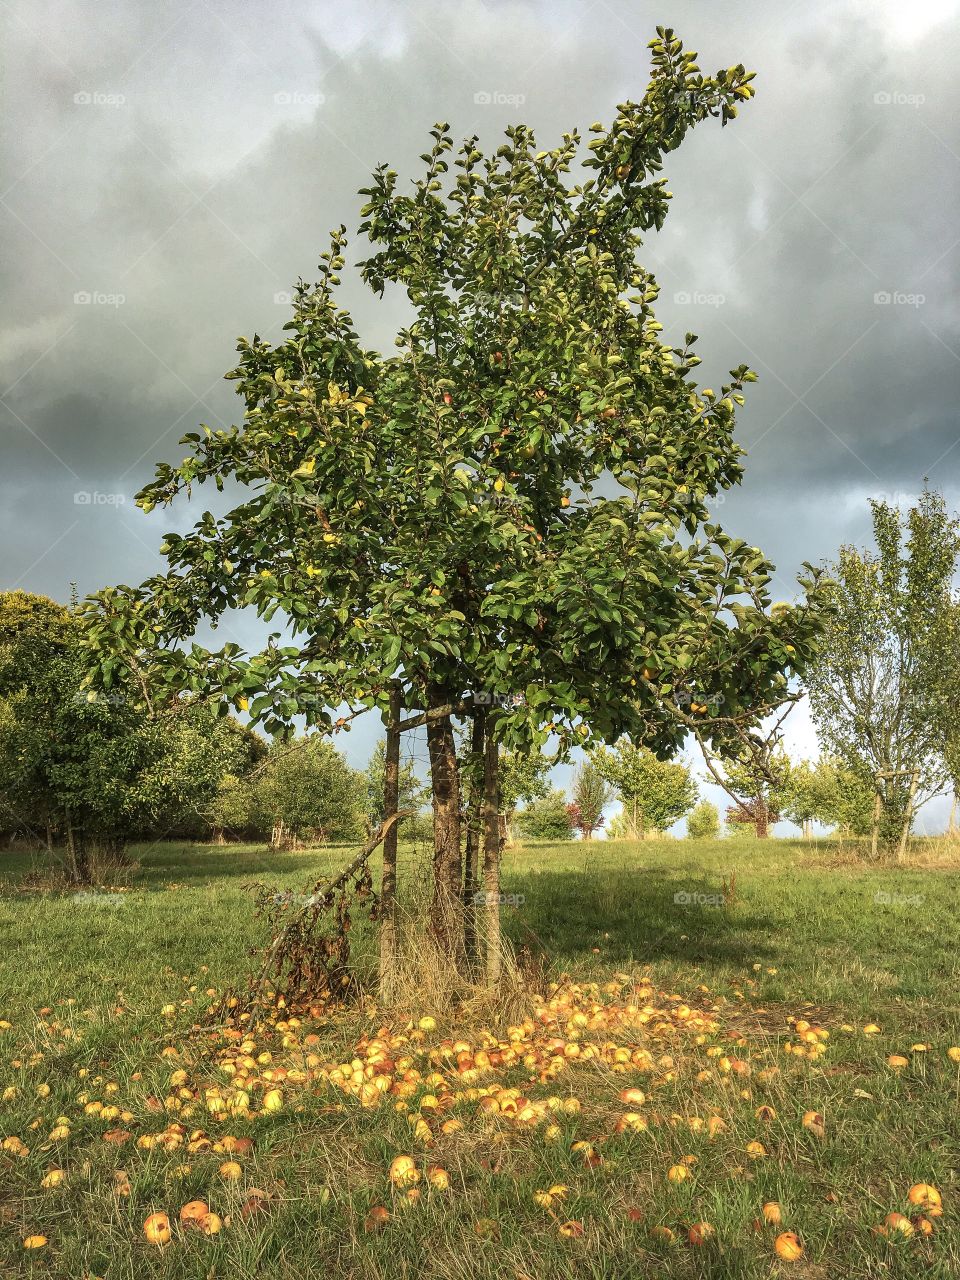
(593, 738), (696, 838)
(808, 490), (960, 856)
(364, 740), (428, 836)
(687, 800), (720, 839)
(516, 789), (574, 841)
(253, 738), (366, 846)
(207, 773), (256, 842)
(781, 758), (818, 838)
(497, 749), (551, 844)
(699, 717), (792, 839)
(0, 591), (257, 877)
(569, 762), (612, 839)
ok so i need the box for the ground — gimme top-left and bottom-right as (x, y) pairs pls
(0, 835), (958, 1278)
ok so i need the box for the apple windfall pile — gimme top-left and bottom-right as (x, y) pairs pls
(2, 972), (954, 1263)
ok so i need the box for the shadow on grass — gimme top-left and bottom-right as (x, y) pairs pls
(502, 864), (778, 969)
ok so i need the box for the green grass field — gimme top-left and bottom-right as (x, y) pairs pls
(1, 836), (958, 1278)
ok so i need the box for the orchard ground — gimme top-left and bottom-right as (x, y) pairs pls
(1, 835), (958, 1278)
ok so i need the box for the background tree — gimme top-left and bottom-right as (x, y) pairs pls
(592, 738), (696, 838)
(781, 758), (818, 839)
(0, 591), (254, 877)
(697, 703), (792, 838)
(719, 748), (789, 838)
(83, 30), (825, 980)
(686, 800), (720, 839)
(497, 748), (551, 844)
(569, 761), (612, 839)
(252, 738), (366, 846)
(516, 789), (574, 841)
(207, 773), (256, 843)
(364, 740), (428, 836)
(807, 491), (960, 855)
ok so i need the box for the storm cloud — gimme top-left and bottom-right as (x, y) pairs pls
(3, 0), (958, 816)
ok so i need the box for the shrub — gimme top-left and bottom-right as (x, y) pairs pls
(687, 800), (720, 839)
(516, 789), (574, 841)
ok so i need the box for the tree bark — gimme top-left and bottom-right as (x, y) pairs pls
(482, 718), (502, 986)
(896, 768), (919, 863)
(462, 709), (485, 965)
(379, 683), (401, 1000)
(65, 809), (90, 885)
(425, 689), (464, 963)
(870, 785), (882, 859)
(754, 794), (768, 839)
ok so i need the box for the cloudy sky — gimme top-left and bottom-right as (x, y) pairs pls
(3, 0), (959, 829)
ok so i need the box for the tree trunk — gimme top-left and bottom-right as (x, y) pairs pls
(481, 716), (502, 986)
(870, 783), (883, 859)
(379, 684), (401, 1001)
(66, 810), (90, 885)
(896, 769), (919, 863)
(425, 690), (464, 964)
(754, 794), (768, 839)
(462, 710), (485, 966)
(949, 795), (958, 835)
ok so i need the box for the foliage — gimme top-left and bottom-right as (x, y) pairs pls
(807, 490), (960, 850)
(711, 745), (789, 837)
(0, 591), (256, 869)
(497, 748), (552, 841)
(782, 756), (874, 838)
(592, 737), (696, 836)
(252, 737), (366, 843)
(686, 799), (720, 839)
(81, 28), (825, 962)
(516, 788), (574, 841)
(522, 791), (574, 842)
(364, 740), (429, 833)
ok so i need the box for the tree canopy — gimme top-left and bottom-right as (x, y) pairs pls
(81, 28), (825, 965)
(592, 738), (696, 836)
(807, 490), (960, 851)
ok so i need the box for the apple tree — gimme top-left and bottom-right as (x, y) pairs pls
(83, 28), (825, 984)
(593, 738), (697, 838)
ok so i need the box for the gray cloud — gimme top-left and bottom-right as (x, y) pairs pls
(3, 0), (959, 799)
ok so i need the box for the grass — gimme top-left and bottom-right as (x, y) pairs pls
(1, 834), (958, 1278)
